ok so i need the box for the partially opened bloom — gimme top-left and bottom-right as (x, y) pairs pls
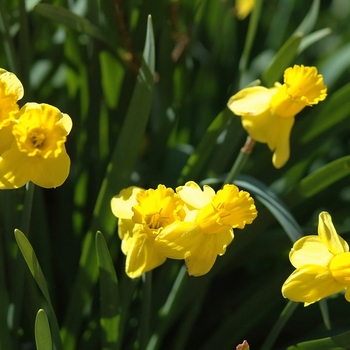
(111, 185), (185, 278)
(235, 0), (255, 20)
(0, 103), (72, 189)
(0, 69), (24, 154)
(228, 65), (327, 168)
(155, 182), (257, 276)
(282, 212), (350, 306)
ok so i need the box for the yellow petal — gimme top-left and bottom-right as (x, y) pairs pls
(184, 234), (218, 276)
(227, 86), (272, 117)
(125, 232), (166, 278)
(111, 187), (143, 219)
(318, 211), (349, 255)
(155, 222), (202, 259)
(0, 69), (24, 100)
(329, 252), (350, 284)
(235, 0), (255, 20)
(0, 145), (36, 188)
(216, 229), (234, 255)
(282, 264), (345, 305)
(118, 218), (136, 251)
(31, 150), (70, 188)
(176, 181), (215, 209)
(0, 123), (15, 154)
(290, 236), (334, 269)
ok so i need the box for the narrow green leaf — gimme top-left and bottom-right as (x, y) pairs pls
(293, 0), (320, 36)
(288, 329), (350, 350)
(14, 229), (51, 303)
(261, 33), (303, 86)
(61, 16), (155, 350)
(235, 175), (302, 243)
(298, 28), (332, 54)
(285, 155), (350, 208)
(14, 229), (63, 350)
(34, 4), (107, 43)
(96, 232), (120, 350)
(300, 83), (350, 143)
(35, 309), (52, 350)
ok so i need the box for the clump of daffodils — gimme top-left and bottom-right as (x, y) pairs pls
(0, 68), (72, 189)
(111, 182), (257, 278)
(228, 65), (327, 168)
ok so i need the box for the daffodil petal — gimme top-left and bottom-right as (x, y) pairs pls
(290, 236), (334, 268)
(118, 218), (135, 252)
(282, 264), (345, 305)
(155, 222), (202, 259)
(0, 68), (24, 100)
(176, 181), (215, 209)
(318, 211), (349, 255)
(227, 86), (272, 116)
(31, 150), (70, 188)
(0, 124), (14, 154)
(216, 229), (234, 255)
(125, 232), (166, 278)
(0, 146), (36, 188)
(345, 287), (350, 302)
(185, 234), (218, 276)
(111, 187), (143, 219)
(268, 116), (295, 168)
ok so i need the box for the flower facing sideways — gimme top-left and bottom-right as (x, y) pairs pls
(0, 103), (72, 189)
(227, 65), (327, 168)
(155, 182), (257, 277)
(282, 212), (350, 306)
(110, 185), (185, 278)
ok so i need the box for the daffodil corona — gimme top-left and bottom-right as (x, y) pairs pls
(155, 182), (257, 276)
(228, 65), (327, 168)
(0, 103), (72, 189)
(282, 212), (350, 306)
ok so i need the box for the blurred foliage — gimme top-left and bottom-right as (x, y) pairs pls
(1, 0), (350, 349)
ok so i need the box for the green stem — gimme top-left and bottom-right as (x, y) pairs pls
(224, 136), (255, 184)
(260, 301), (299, 350)
(140, 272), (152, 349)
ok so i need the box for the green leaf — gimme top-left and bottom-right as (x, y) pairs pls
(14, 229), (51, 303)
(298, 28), (332, 54)
(34, 4), (107, 43)
(288, 329), (350, 350)
(261, 33), (303, 86)
(284, 155), (350, 208)
(61, 16), (155, 350)
(14, 229), (63, 350)
(35, 309), (52, 350)
(293, 0), (320, 36)
(235, 175), (302, 242)
(96, 232), (120, 350)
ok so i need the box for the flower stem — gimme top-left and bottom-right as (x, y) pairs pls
(140, 271), (152, 349)
(260, 301), (299, 350)
(224, 136), (256, 184)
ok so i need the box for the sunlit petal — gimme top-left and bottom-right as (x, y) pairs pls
(176, 181), (215, 209)
(111, 187), (143, 219)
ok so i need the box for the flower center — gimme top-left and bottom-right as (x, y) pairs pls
(330, 252), (350, 284)
(145, 210), (169, 230)
(29, 128), (47, 149)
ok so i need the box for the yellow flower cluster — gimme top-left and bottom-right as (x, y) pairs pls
(0, 69), (72, 189)
(228, 65), (327, 168)
(111, 182), (258, 278)
(282, 212), (350, 306)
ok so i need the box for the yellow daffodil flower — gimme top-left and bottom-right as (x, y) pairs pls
(0, 69), (24, 154)
(0, 103), (72, 189)
(228, 65), (327, 168)
(110, 185), (185, 278)
(282, 212), (350, 306)
(235, 0), (255, 20)
(155, 181), (257, 277)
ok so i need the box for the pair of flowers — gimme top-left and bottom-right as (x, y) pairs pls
(111, 181), (258, 278)
(0, 69), (72, 189)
